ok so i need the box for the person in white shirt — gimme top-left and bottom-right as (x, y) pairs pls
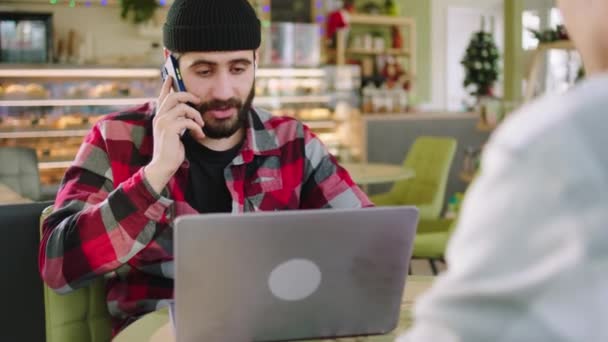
(397, 1), (608, 341)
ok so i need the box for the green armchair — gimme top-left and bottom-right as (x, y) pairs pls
(40, 206), (112, 342)
(371, 136), (457, 220)
(412, 218), (457, 275)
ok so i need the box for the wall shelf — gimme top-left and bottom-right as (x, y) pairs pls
(348, 14), (414, 26)
(525, 40), (577, 102)
(535, 40), (575, 52)
(345, 48), (411, 56)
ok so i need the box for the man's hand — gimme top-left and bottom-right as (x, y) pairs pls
(144, 77), (205, 194)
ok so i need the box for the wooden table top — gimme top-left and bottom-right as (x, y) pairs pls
(114, 276), (434, 342)
(340, 162), (415, 185)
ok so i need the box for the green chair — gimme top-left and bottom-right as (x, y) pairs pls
(40, 206), (112, 342)
(412, 218), (457, 275)
(371, 136), (458, 220)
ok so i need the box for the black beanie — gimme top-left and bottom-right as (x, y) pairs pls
(163, 0), (261, 52)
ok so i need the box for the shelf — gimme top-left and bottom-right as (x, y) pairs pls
(0, 68), (160, 79)
(39, 161), (73, 170)
(1, 95), (330, 108)
(254, 95), (331, 106)
(536, 40), (576, 51)
(255, 68), (325, 78)
(348, 14), (414, 26)
(0, 98), (154, 107)
(345, 48), (410, 56)
(525, 40), (577, 102)
(302, 120), (336, 129)
(476, 120), (498, 132)
(0, 129), (89, 139)
(0, 67), (326, 79)
(0, 120), (336, 139)
(459, 171), (475, 183)
(362, 112), (477, 120)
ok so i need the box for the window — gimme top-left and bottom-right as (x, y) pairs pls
(522, 10), (540, 50)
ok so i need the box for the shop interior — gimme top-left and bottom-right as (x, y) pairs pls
(0, 0), (583, 339)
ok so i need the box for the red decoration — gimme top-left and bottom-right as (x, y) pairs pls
(325, 0), (355, 45)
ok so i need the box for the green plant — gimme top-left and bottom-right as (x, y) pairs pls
(121, 0), (158, 24)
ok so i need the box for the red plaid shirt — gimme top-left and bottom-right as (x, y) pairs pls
(39, 103), (371, 335)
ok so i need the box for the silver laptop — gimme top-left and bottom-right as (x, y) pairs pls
(173, 206), (419, 342)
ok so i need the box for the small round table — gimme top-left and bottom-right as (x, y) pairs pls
(340, 162), (415, 185)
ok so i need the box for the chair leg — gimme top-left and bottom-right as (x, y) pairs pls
(429, 259), (439, 275)
(408, 262), (412, 275)
(440, 257), (447, 268)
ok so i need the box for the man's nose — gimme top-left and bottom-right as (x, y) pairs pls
(210, 72), (234, 100)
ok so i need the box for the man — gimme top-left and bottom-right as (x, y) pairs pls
(39, 0), (371, 335)
(398, 0), (608, 341)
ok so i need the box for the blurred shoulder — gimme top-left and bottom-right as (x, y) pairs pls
(491, 74), (608, 157)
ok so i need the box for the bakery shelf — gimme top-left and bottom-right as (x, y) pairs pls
(0, 129), (89, 139)
(302, 120), (337, 129)
(0, 68), (159, 79)
(1, 65), (360, 186)
(39, 161), (73, 169)
(1, 96), (332, 108)
(0, 98), (154, 107)
(255, 95), (332, 106)
(255, 68), (326, 78)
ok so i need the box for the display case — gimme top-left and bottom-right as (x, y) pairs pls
(0, 64), (360, 186)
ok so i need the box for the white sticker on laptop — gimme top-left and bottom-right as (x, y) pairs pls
(268, 259), (321, 301)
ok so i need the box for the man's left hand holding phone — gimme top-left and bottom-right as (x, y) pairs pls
(144, 51), (205, 194)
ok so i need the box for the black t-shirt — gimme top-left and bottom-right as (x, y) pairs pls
(182, 134), (243, 213)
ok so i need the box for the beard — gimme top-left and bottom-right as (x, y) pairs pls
(195, 83), (255, 139)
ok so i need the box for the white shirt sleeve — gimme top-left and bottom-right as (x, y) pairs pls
(396, 119), (608, 342)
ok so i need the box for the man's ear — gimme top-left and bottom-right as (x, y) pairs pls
(254, 49), (259, 68)
(163, 47), (171, 59)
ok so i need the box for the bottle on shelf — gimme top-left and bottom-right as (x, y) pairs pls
(362, 82), (376, 113)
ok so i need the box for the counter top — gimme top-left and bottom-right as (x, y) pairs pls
(362, 112), (478, 120)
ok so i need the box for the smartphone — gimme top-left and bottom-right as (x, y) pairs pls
(161, 54), (187, 92)
(161, 54), (192, 137)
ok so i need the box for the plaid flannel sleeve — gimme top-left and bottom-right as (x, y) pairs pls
(299, 125), (373, 209)
(39, 122), (172, 293)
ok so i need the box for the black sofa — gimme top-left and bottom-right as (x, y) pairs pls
(0, 201), (53, 342)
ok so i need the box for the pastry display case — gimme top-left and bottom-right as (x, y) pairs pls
(0, 64), (360, 186)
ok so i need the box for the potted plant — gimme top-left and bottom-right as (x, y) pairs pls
(121, 0), (159, 24)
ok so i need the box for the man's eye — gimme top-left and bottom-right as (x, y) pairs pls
(231, 67), (246, 74)
(196, 70), (212, 76)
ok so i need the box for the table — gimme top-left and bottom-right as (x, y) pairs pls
(114, 276), (434, 342)
(340, 162), (415, 186)
(0, 182), (31, 204)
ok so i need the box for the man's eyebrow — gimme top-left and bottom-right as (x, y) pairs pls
(187, 58), (253, 68)
(228, 58), (253, 65)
